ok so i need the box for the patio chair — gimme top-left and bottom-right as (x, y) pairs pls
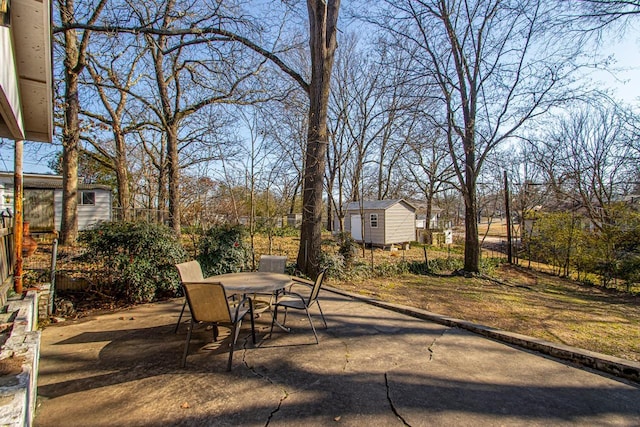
(269, 269), (327, 344)
(174, 261), (205, 333)
(258, 255), (287, 273)
(181, 282), (256, 371)
(253, 255), (288, 312)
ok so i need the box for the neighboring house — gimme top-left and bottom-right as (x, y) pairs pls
(0, 172), (112, 232)
(337, 199), (417, 247)
(410, 199), (445, 230)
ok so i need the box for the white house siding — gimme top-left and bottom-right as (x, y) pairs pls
(383, 202), (417, 245)
(53, 189), (61, 230)
(54, 189), (112, 231)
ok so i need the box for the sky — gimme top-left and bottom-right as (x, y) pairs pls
(1, 22), (639, 176)
(596, 33), (640, 104)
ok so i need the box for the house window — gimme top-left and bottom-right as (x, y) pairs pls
(80, 191), (95, 205)
(370, 213), (378, 228)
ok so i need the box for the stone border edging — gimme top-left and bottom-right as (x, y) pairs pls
(324, 286), (640, 383)
(0, 290), (41, 427)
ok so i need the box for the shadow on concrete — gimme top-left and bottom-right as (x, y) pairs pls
(34, 293), (640, 427)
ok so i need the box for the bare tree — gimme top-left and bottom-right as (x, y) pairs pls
(403, 121), (456, 241)
(80, 43), (148, 221)
(532, 101), (638, 229)
(126, 0), (273, 235)
(55, 0), (108, 245)
(573, 0), (640, 29)
(296, 0), (341, 276)
(373, 0), (584, 273)
(56, 0), (339, 275)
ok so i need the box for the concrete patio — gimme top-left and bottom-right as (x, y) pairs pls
(34, 288), (640, 426)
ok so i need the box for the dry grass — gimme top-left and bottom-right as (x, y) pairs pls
(252, 233), (640, 363)
(331, 265), (640, 362)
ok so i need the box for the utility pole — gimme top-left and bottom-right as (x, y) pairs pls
(504, 171), (512, 264)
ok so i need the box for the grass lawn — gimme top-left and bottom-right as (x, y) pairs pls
(252, 233), (640, 363)
(329, 264), (640, 362)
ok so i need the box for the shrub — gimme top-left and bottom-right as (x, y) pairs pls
(480, 257), (505, 275)
(80, 221), (187, 303)
(318, 251), (346, 279)
(198, 224), (249, 276)
(373, 261), (409, 277)
(335, 232), (357, 267)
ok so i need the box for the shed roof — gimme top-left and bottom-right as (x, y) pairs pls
(23, 180), (111, 191)
(345, 199), (416, 212)
(0, 171), (111, 191)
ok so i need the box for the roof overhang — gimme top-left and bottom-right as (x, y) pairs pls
(0, 0), (53, 143)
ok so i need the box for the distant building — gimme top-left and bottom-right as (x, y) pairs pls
(0, 172), (112, 233)
(337, 199), (416, 247)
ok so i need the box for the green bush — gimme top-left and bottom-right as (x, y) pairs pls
(318, 251), (347, 279)
(480, 257), (505, 275)
(335, 232), (357, 268)
(198, 224), (249, 276)
(373, 261), (409, 276)
(80, 222), (187, 303)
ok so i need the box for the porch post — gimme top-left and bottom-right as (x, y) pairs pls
(14, 139), (23, 294)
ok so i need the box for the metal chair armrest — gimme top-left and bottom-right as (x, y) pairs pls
(233, 295), (253, 322)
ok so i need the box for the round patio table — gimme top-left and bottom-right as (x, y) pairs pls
(203, 272), (293, 294)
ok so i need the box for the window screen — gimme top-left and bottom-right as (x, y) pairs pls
(80, 191), (95, 205)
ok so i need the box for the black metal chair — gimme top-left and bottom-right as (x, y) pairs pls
(269, 269), (327, 344)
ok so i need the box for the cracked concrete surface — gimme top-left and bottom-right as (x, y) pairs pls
(34, 291), (640, 426)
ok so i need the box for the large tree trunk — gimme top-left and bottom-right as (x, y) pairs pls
(60, 9), (80, 246)
(114, 131), (131, 221)
(58, 0), (106, 245)
(296, 0), (340, 276)
(463, 149), (480, 273)
(167, 126), (181, 235)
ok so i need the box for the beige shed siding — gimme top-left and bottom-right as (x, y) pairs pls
(383, 203), (416, 244)
(341, 201), (416, 245)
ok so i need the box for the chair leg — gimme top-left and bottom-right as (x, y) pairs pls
(269, 305), (278, 339)
(304, 307), (319, 344)
(181, 321), (194, 368)
(228, 319), (243, 371)
(174, 299), (188, 333)
(249, 304), (256, 344)
(316, 301), (328, 328)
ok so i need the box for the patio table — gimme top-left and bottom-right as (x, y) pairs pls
(203, 272), (294, 330)
(202, 272), (293, 294)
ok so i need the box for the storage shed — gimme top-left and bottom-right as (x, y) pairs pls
(338, 199), (417, 247)
(0, 172), (113, 233)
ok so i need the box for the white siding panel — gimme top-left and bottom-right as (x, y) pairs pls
(78, 190), (111, 230)
(367, 210), (385, 245)
(54, 189), (62, 231)
(384, 203), (416, 244)
(54, 189), (112, 231)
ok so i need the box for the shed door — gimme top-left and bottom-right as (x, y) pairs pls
(25, 189), (55, 232)
(350, 214), (362, 241)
